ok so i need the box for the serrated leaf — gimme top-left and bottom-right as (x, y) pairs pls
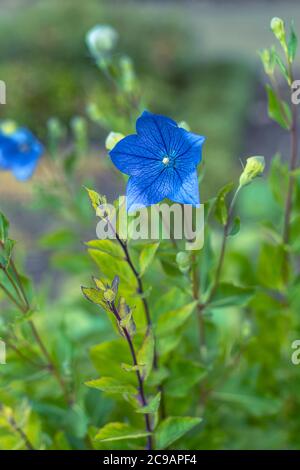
(86, 239), (124, 260)
(95, 422), (150, 442)
(85, 187), (106, 211)
(155, 417), (202, 449)
(81, 287), (106, 308)
(266, 84), (291, 129)
(85, 377), (137, 395)
(136, 393), (161, 414)
(157, 302), (197, 336)
(88, 249), (136, 290)
(139, 242), (159, 276)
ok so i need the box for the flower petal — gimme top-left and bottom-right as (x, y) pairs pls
(172, 128), (205, 167)
(167, 167), (200, 206)
(110, 134), (162, 176)
(136, 110), (177, 155)
(126, 167), (175, 212)
(11, 158), (40, 181)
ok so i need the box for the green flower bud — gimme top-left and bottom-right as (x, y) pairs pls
(119, 56), (136, 93)
(176, 251), (191, 273)
(270, 17), (288, 54)
(0, 120), (17, 135)
(259, 48), (276, 75)
(103, 288), (116, 302)
(239, 156), (265, 188)
(86, 25), (118, 59)
(47, 117), (65, 157)
(105, 132), (125, 150)
(178, 121), (191, 131)
(71, 116), (88, 156)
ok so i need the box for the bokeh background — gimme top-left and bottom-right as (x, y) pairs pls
(1, 0), (300, 450)
(1, 0), (299, 282)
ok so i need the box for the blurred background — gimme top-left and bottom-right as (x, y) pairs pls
(1, 0), (300, 450)
(1, 1), (299, 255)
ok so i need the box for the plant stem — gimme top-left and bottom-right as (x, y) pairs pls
(2, 408), (35, 450)
(281, 59), (298, 281)
(283, 103), (298, 245)
(0, 251), (72, 405)
(109, 301), (153, 450)
(191, 252), (205, 350)
(207, 186), (241, 304)
(105, 219), (165, 416)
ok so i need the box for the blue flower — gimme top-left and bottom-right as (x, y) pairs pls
(0, 121), (44, 181)
(109, 111), (205, 212)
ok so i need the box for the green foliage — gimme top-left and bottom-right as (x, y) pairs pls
(1, 10), (300, 452)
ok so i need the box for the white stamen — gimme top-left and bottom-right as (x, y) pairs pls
(162, 156), (169, 165)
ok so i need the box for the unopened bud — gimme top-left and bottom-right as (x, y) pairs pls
(86, 25), (118, 59)
(239, 156), (265, 187)
(105, 132), (125, 150)
(270, 17), (288, 54)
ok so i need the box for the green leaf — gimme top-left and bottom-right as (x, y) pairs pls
(228, 216), (240, 236)
(39, 229), (76, 249)
(266, 84), (291, 129)
(155, 417), (202, 449)
(0, 213), (9, 244)
(274, 52), (291, 84)
(137, 329), (154, 380)
(136, 393), (161, 414)
(90, 339), (136, 385)
(288, 23), (298, 62)
(0, 238), (15, 269)
(86, 239), (124, 260)
(157, 302), (197, 336)
(139, 242), (159, 276)
(213, 392), (281, 417)
(208, 283), (254, 308)
(269, 153), (289, 206)
(88, 248), (136, 290)
(214, 183), (234, 226)
(85, 377), (137, 395)
(95, 422), (150, 442)
(165, 360), (207, 398)
(85, 186), (106, 211)
(81, 287), (106, 308)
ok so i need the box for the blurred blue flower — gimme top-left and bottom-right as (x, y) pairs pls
(0, 121), (44, 181)
(110, 111), (205, 212)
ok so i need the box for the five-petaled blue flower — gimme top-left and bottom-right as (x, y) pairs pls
(109, 111), (205, 212)
(0, 121), (44, 181)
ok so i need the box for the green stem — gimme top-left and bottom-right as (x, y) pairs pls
(0, 250), (72, 405)
(109, 301), (153, 450)
(207, 186), (241, 304)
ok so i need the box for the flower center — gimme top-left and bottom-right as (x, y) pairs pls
(162, 156), (170, 165)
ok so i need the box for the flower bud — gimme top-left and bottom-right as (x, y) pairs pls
(103, 288), (116, 302)
(259, 48), (275, 76)
(178, 121), (191, 131)
(119, 56), (135, 93)
(0, 120), (17, 135)
(176, 251), (191, 273)
(105, 132), (125, 150)
(270, 17), (288, 54)
(86, 25), (118, 59)
(239, 156), (265, 188)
